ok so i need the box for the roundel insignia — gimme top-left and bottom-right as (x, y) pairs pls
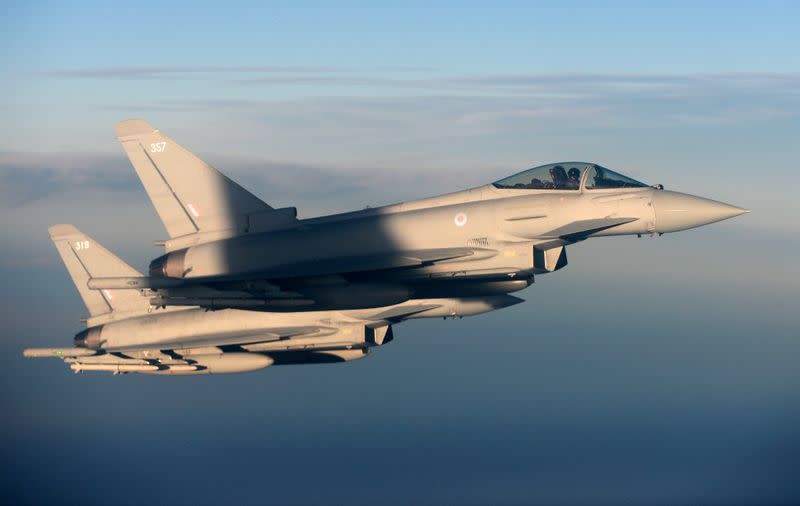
(454, 212), (468, 227)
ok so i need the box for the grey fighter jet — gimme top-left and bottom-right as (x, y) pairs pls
(25, 225), (520, 374)
(24, 120), (747, 375)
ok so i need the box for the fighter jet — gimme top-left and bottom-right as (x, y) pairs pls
(25, 224), (517, 374)
(24, 120), (747, 374)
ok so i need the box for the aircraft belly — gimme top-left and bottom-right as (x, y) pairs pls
(411, 279), (531, 298)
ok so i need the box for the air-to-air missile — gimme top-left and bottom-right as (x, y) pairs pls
(23, 120), (747, 375)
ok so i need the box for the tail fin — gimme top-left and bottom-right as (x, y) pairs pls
(114, 119), (279, 244)
(49, 225), (151, 321)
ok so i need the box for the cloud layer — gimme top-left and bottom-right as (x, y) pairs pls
(39, 65), (436, 80)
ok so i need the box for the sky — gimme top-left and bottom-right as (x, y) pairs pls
(1, 1), (799, 504)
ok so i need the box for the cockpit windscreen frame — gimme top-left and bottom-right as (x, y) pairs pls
(492, 162), (647, 192)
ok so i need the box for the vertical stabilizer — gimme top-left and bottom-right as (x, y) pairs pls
(114, 119), (276, 241)
(49, 225), (151, 320)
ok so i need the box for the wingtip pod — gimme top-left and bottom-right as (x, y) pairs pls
(114, 119), (158, 139)
(23, 348), (98, 358)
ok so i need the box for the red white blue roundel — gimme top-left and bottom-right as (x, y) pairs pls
(454, 212), (468, 227)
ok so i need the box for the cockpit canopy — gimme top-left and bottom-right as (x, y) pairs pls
(493, 162), (647, 191)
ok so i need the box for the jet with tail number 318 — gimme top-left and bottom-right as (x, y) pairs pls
(24, 120), (748, 375)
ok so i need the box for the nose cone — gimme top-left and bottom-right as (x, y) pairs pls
(653, 190), (748, 233)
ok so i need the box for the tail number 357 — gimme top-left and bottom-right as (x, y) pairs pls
(150, 142), (167, 153)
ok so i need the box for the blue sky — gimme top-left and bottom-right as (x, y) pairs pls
(1, 2), (799, 504)
(4, 1), (799, 73)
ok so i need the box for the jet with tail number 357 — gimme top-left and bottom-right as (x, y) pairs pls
(24, 120), (748, 375)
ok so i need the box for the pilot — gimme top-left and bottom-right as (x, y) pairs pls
(567, 167), (581, 189)
(550, 165), (568, 189)
(593, 166), (606, 187)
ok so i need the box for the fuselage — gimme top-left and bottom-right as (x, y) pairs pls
(146, 161), (745, 314)
(73, 295), (523, 351)
(149, 183), (652, 306)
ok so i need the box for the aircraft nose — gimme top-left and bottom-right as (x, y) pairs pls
(652, 190), (749, 233)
